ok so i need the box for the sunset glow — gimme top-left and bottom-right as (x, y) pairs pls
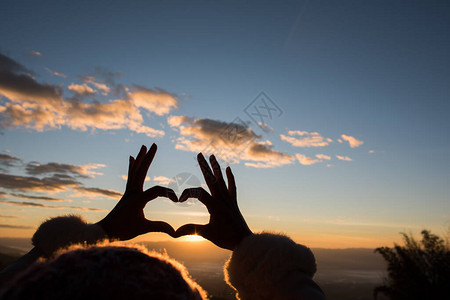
(0, 1), (449, 249)
(180, 235), (206, 243)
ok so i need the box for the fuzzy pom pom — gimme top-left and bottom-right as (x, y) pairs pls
(225, 232), (319, 300)
(32, 215), (106, 258)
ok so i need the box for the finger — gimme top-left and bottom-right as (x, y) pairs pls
(128, 145), (147, 189)
(143, 186), (178, 203)
(210, 155), (228, 194)
(143, 220), (175, 236)
(179, 187), (213, 210)
(226, 166), (237, 203)
(197, 153), (217, 195)
(126, 156), (135, 191)
(136, 143), (157, 189)
(173, 223), (207, 238)
(132, 145), (147, 175)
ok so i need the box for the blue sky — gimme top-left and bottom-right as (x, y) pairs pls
(1, 0), (449, 248)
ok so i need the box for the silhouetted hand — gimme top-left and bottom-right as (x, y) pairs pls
(174, 153), (252, 250)
(97, 144), (178, 240)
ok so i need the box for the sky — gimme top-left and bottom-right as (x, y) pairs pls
(0, 0), (449, 248)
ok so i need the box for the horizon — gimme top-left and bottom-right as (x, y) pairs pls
(1, 0), (449, 249)
(0, 235), (396, 251)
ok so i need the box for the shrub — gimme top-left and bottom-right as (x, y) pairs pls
(374, 230), (450, 300)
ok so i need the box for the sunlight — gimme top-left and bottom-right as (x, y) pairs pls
(180, 234), (205, 242)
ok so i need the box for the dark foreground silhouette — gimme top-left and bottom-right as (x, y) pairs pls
(374, 230), (450, 300)
(0, 144), (326, 300)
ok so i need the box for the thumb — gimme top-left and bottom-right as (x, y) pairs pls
(142, 186), (178, 204)
(142, 220), (175, 236)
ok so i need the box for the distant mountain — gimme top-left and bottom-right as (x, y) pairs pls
(314, 248), (386, 271)
(0, 238), (32, 254)
(0, 238), (386, 271)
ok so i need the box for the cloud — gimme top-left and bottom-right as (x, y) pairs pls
(0, 173), (80, 193)
(257, 122), (274, 133)
(10, 193), (65, 202)
(81, 76), (111, 95)
(1, 153), (122, 205)
(295, 153), (320, 165)
(45, 67), (67, 78)
(83, 67), (123, 96)
(128, 86), (178, 116)
(315, 154), (331, 160)
(153, 176), (176, 185)
(280, 130), (331, 147)
(0, 53), (177, 137)
(73, 187), (122, 199)
(0, 153), (22, 170)
(0, 53), (63, 105)
(336, 155), (352, 161)
(68, 83), (96, 95)
(31, 50), (42, 57)
(0, 223), (34, 229)
(369, 150), (375, 154)
(65, 98), (166, 137)
(0, 214), (18, 219)
(25, 162), (105, 178)
(121, 175), (150, 182)
(168, 116), (294, 168)
(167, 115), (190, 127)
(245, 142), (294, 168)
(0, 200), (44, 207)
(295, 153), (333, 166)
(0, 200), (106, 212)
(341, 134), (364, 148)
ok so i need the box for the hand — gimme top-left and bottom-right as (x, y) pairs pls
(97, 144), (178, 240)
(174, 153), (252, 250)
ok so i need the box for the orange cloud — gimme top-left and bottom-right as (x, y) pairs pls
(336, 155), (352, 161)
(295, 153), (320, 165)
(68, 83), (96, 95)
(152, 176), (176, 185)
(121, 175), (150, 182)
(341, 134), (364, 148)
(168, 116), (294, 168)
(0, 53), (177, 137)
(82, 76), (111, 94)
(315, 154), (331, 160)
(280, 130), (331, 147)
(129, 86), (178, 116)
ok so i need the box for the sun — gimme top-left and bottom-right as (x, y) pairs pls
(181, 234), (205, 242)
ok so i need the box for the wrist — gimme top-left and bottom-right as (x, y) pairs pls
(232, 227), (253, 251)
